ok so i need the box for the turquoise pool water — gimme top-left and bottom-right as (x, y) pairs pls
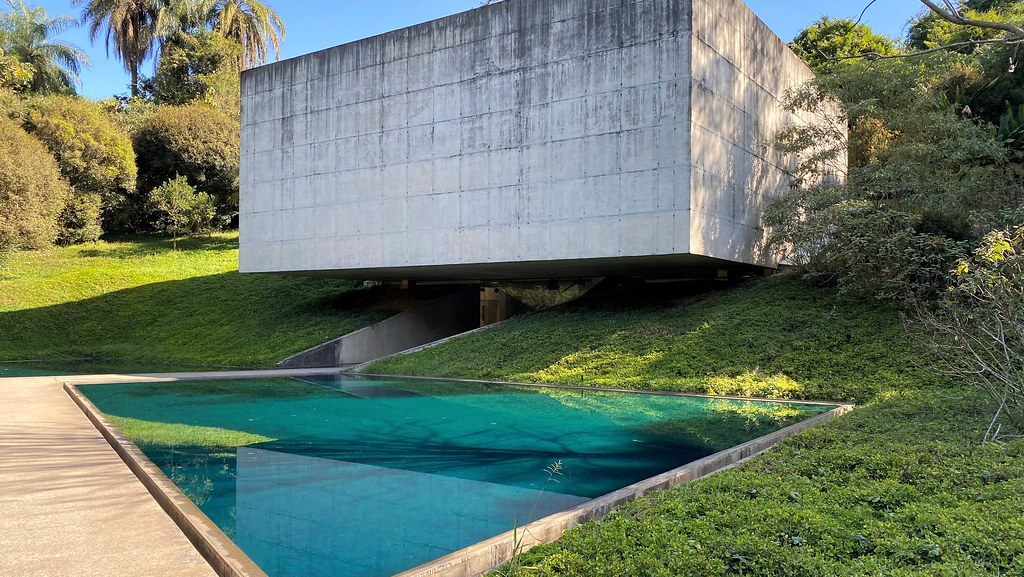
(80, 376), (833, 577)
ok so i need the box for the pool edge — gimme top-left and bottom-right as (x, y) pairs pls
(64, 382), (270, 577)
(65, 374), (853, 577)
(394, 402), (855, 577)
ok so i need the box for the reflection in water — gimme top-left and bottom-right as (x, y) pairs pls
(235, 448), (587, 577)
(81, 375), (834, 577)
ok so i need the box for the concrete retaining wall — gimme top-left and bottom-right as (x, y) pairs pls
(277, 287), (480, 368)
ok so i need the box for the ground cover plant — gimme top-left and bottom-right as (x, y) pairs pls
(0, 232), (393, 366)
(365, 277), (1024, 576)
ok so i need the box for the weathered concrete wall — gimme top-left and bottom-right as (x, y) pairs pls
(239, 0), (814, 280)
(688, 0), (813, 265)
(276, 287), (480, 368)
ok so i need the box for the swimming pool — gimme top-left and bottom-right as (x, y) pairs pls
(79, 375), (835, 577)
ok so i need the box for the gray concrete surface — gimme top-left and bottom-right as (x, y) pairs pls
(0, 377), (218, 577)
(0, 368), (343, 577)
(0, 369), (853, 577)
(277, 286), (480, 368)
(239, 0), (821, 281)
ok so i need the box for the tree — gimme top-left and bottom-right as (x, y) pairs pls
(133, 103), (239, 226)
(0, 0), (90, 94)
(150, 174), (214, 248)
(919, 0), (1024, 41)
(208, 0), (283, 69)
(764, 57), (1022, 302)
(152, 0), (283, 68)
(790, 17), (897, 73)
(74, 0), (159, 97)
(0, 115), (70, 254)
(0, 45), (32, 91)
(142, 28), (240, 113)
(23, 95), (137, 240)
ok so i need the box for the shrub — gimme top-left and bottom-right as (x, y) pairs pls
(133, 104), (239, 227)
(0, 115), (69, 253)
(151, 175), (215, 248)
(55, 192), (102, 245)
(765, 58), (1023, 304)
(24, 95), (136, 196)
(919, 223), (1024, 441)
(23, 95), (136, 241)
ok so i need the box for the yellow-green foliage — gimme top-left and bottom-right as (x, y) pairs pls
(0, 115), (69, 252)
(25, 95), (136, 197)
(133, 104), (239, 220)
(0, 46), (31, 91)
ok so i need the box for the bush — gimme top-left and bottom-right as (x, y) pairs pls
(0, 115), (69, 253)
(23, 95), (136, 241)
(919, 223), (1024, 441)
(151, 175), (215, 248)
(55, 192), (102, 245)
(765, 58), (1024, 304)
(133, 104), (239, 227)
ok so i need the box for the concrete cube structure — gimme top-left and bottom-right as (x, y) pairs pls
(239, 0), (817, 280)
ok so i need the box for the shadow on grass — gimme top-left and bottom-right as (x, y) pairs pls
(0, 271), (409, 366)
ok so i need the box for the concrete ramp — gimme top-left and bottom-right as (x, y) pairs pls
(277, 287), (481, 368)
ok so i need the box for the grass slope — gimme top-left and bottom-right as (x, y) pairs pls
(0, 233), (391, 366)
(368, 278), (933, 404)
(367, 278), (1024, 576)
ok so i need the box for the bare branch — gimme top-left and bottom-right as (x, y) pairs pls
(833, 37), (1024, 64)
(919, 0), (1024, 40)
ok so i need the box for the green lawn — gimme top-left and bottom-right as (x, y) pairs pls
(0, 233), (392, 367)
(366, 278), (1024, 576)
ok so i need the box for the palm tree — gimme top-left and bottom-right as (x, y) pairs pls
(74, 0), (159, 96)
(152, 0), (213, 46)
(0, 0), (90, 94)
(209, 0), (283, 69)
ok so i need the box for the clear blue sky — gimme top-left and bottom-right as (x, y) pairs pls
(26, 0), (930, 100)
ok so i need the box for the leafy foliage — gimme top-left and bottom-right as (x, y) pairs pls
(0, 0), (90, 94)
(907, 4), (1024, 53)
(765, 57), (1023, 303)
(208, 0), (284, 69)
(132, 103), (239, 226)
(73, 0), (158, 96)
(920, 224), (1024, 440)
(54, 191), (102, 245)
(0, 45), (31, 91)
(789, 17), (897, 73)
(23, 94), (136, 241)
(368, 278), (935, 405)
(0, 114), (69, 254)
(142, 29), (240, 115)
(150, 174), (214, 247)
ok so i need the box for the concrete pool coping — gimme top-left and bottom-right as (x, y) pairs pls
(64, 369), (854, 577)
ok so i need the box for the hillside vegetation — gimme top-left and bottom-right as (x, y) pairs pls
(0, 233), (392, 367)
(366, 278), (1024, 576)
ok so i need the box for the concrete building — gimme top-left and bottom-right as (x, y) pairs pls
(239, 0), (818, 281)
